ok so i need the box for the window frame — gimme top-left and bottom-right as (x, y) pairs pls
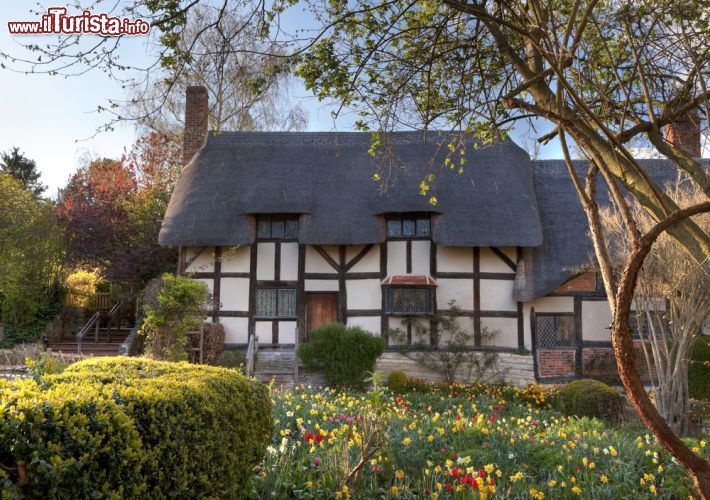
(255, 287), (297, 319)
(534, 313), (576, 347)
(384, 286), (435, 316)
(256, 214), (300, 242)
(385, 213), (431, 240)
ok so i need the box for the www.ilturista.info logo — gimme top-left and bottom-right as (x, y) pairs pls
(8, 7), (150, 36)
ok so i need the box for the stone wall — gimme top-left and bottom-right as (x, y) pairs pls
(376, 351), (535, 386)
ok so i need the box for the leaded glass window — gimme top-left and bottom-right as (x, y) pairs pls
(385, 287), (434, 315)
(535, 314), (575, 347)
(256, 215), (299, 240)
(386, 214), (431, 238)
(256, 288), (297, 318)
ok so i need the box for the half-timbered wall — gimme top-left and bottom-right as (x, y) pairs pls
(181, 241), (530, 350)
(181, 244), (619, 383)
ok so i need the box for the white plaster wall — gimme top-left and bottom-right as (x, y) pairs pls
(255, 321), (273, 342)
(221, 317), (248, 344)
(280, 242), (299, 281)
(437, 246), (473, 272)
(305, 246), (338, 273)
(480, 279), (517, 311)
(346, 279), (381, 309)
(411, 240), (431, 274)
(219, 278), (249, 311)
(522, 296), (574, 350)
(437, 278), (474, 310)
(437, 316), (475, 347)
(479, 247), (516, 273)
(348, 316), (381, 335)
(279, 321), (297, 344)
(185, 247), (214, 273)
(387, 317), (409, 345)
(387, 241), (407, 274)
(256, 243), (275, 280)
(304, 279), (339, 291)
(528, 296), (574, 312)
(582, 300), (613, 341)
(481, 317), (518, 348)
(221, 246), (250, 272)
(346, 245), (380, 272)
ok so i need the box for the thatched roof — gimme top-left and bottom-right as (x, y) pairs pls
(513, 159), (692, 301)
(159, 131), (543, 247)
(159, 130), (700, 301)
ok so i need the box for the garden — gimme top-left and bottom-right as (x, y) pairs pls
(254, 379), (707, 499)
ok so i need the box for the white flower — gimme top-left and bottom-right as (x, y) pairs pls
(509, 453), (516, 459)
(266, 446), (277, 455)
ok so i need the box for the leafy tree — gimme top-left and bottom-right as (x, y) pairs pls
(0, 147), (45, 197)
(139, 274), (210, 361)
(0, 174), (64, 345)
(57, 134), (179, 287)
(601, 181), (709, 436)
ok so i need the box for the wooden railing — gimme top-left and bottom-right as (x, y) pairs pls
(64, 290), (114, 311)
(245, 334), (258, 377)
(186, 326), (205, 364)
(75, 311), (101, 354)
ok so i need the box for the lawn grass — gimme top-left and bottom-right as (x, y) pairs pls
(252, 382), (707, 498)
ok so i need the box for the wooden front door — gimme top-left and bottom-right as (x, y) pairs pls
(305, 292), (338, 341)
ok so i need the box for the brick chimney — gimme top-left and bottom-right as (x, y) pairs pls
(665, 109), (701, 158)
(183, 86), (209, 165)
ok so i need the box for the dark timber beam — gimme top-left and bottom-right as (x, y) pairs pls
(473, 248), (481, 346)
(212, 246), (222, 322)
(313, 245), (340, 272)
(345, 244), (374, 272)
(490, 247), (517, 271)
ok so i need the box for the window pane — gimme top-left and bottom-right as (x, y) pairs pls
(278, 289), (297, 317)
(256, 289), (277, 317)
(386, 287), (433, 315)
(417, 217), (430, 236)
(536, 315), (575, 346)
(271, 219), (285, 239)
(285, 219), (299, 239)
(556, 316), (575, 345)
(257, 219), (270, 239)
(402, 217), (416, 237)
(387, 218), (402, 237)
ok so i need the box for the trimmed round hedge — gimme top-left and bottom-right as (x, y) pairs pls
(387, 370), (409, 393)
(0, 357), (272, 498)
(557, 378), (623, 422)
(298, 323), (385, 389)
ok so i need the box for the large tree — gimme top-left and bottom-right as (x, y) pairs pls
(57, 134), (179, 287)
(126, 4), (308, 140)
(3, 0), (709, 493)
(0, 147), (45, 197)
(0, 174), (63, 344)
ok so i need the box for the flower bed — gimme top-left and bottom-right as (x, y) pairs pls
(255, 382), (707, 498)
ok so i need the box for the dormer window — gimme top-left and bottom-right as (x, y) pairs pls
(256, 214), (299, 241)
(386, 213), (431, 238)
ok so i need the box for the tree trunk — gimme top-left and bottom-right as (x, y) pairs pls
(613, 202), (710, 498)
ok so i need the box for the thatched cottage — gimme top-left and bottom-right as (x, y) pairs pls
(159, 86), (702, 384)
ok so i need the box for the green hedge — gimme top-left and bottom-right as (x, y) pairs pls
(298, 323), (385, 389)
(0, 357), (272, 498)
(387, 370), (408, 393)
(689, 337), (710, 401)
(557, 378), (623, 422)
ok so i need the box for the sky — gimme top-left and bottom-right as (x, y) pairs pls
(0, 2), (565, 196)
